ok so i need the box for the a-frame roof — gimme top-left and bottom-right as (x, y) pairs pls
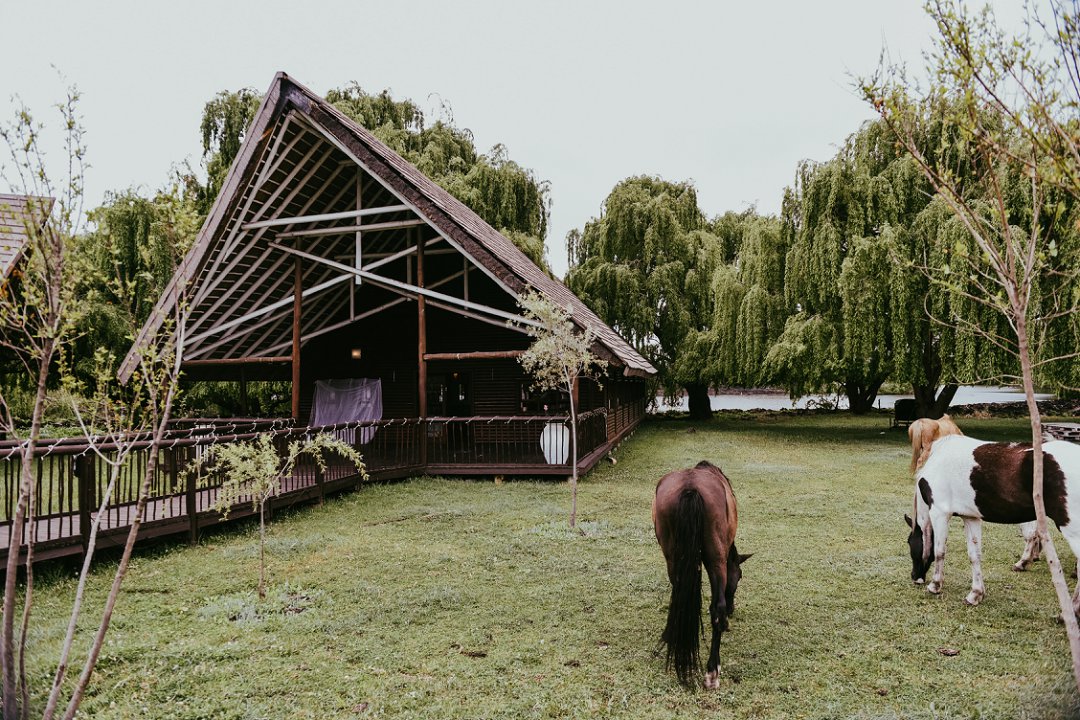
(120, 73), (655, 381)
(0, 194), (53, 282)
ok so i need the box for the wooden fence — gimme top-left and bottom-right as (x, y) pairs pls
(0, 409), (624, 564)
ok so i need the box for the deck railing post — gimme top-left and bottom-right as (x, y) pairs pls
(185, 446), (199, 545)
(75, 454), (94, 554)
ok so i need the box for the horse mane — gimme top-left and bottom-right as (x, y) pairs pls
(908, 414), (964, 473)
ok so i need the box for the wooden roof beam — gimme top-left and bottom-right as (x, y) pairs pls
(190, 160), (352, 324)
(275, 218), (426, 240)
(186, 273), (351, 348)
(288, 111), (522, 302)
(241, 203), (410, 230)
(268, 241), (540, 329)
(253, 113), (298, 190)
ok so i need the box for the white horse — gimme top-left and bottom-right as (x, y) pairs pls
(905, 434), (1080, 607)
(908, 416), (1042, 571)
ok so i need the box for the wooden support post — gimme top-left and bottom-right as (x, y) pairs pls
(239, 367), (249, 416)
(417, 231), (428, 466)
(291, 258), (302, 421)
(75, 454), (95, 555)
(185, 447), (199, 545)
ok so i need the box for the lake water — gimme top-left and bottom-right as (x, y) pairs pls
(653, 386), (1054, 413)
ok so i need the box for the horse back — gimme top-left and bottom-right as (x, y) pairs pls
(923, 436), (1074, 526)
(653, 462), (738, 549)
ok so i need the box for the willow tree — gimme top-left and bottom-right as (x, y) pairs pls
(775, 113), (996, 415)
(776, 154), (891, 412)
(67, 187), (200, 386)
(866, 0), (1080, 689)
(196, 88), (262, 215)
(733, 218), (788, 384)
(566, 176), (720, 419)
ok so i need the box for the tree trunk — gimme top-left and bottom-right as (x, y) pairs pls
(1016, 314), (1080, 692)
(912, 383), (959, 419)
(685, 383), (713, 421)
(569, 383), (578, 529)
(60, 349), (184, 720)
(845, 378), (885, 415)
(259, 502), (267, 600)
(2, 344), (51, 720)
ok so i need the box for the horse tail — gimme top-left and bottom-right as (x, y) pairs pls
(662, 486), (706, 687)
(909, 419), (932, 473)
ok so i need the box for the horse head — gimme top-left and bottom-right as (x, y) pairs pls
(724, 546), (752, 615)
(904, 513), (934, 584)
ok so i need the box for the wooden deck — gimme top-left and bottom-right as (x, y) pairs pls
(2, 462), (388, 564)
(0, 407), (643, 566)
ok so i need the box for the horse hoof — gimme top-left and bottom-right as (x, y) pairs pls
(963, 591), (983, 606)
(926, 582), (942, 595)
(704, 671), (719, 690)
(1012, 562), (1027, 572)
(914, 578), (925, 585)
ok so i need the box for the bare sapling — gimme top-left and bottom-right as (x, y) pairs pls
(197, 432), (365, 598)
(513, 291), (606, 528)
(863, 0), (1080, 692)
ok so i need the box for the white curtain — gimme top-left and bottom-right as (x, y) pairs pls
(310, 378), (383, 443)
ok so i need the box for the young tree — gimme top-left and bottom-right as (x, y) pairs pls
(865, 0), (1080, 690)
(0, 91), (85, 720)
(514, 291), (606, 528)
(0, 90), (198, 720)
(202, 433), (365, 598)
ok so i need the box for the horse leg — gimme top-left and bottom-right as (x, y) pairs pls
(1014, 521), (1042, 571)
(703, 563), (728, 690)
(963, 518), (985, 606)
(926, 511), (949, 595)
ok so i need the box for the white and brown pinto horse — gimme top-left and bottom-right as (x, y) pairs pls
(906, 433), (1080, 607)
(652, 461), (750, 689)
(908, 416), (1042, 571)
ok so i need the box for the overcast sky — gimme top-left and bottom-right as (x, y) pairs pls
(1, 1), (1026, 278)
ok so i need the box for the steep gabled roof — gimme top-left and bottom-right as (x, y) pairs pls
(120, 73), (655, 380)
(0, 194), (54, 281)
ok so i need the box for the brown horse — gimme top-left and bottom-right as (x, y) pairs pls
(652, 461), (750, 689)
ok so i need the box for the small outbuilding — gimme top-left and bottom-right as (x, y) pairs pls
(0, 194), (53, 283)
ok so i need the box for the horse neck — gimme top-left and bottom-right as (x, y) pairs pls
(913, 485), (930, 527)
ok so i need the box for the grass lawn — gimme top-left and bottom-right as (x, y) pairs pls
(22, 413), (1080, 719)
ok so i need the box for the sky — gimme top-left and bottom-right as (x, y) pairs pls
(0, 1), (1026, 278)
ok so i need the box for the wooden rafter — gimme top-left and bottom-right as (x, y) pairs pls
(241, 203), (409, 230)
(268, 241), (540, 328)
(189, 161), (352, 333)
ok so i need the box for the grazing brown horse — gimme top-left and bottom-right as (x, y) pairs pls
(652, 461), (750, 689)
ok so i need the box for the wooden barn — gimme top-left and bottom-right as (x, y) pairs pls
(122, 72), (655, 478)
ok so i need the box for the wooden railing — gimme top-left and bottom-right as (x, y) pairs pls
(425, 409), (608, 471)
(0, 408), (627, 562)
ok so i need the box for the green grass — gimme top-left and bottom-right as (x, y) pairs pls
(21, 413), (1080, 719)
